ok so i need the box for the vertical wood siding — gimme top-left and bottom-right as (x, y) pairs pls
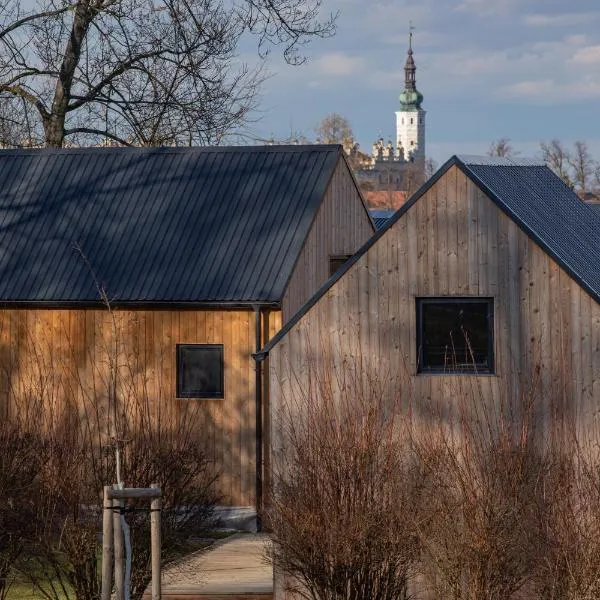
(282, 158), (375, 322)
(270, 165), (600, 449)
(0, 307), (282, 507)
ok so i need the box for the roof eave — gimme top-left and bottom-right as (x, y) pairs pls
(0, 300), (282, 310)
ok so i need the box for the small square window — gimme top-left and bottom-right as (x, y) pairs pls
(416, 298), (494, 373)
(329, 255), (351, 277)
(177, 344), (224, 398)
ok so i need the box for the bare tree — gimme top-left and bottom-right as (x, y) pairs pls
(424, 156), (437, 179)
(0, 0), (335, 148)
(540, 140), (573, 188)
(0, 95), (39, 146)
(594, 163), (600, 195)
(315, 113), (353, 144)
(488, 137), (517, 158)
(569, 140), (594, 194)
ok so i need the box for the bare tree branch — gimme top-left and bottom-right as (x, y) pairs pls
(0, 0), (335, 147)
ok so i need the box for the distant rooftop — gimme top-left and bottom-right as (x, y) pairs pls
(369, 209), (396, 230)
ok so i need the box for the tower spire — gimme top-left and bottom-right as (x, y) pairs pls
(404, 24), (416, 91)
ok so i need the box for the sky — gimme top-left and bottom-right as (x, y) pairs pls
(244, 0), (600, 167)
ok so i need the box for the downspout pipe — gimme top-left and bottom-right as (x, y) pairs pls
(253, 305), (265, 532)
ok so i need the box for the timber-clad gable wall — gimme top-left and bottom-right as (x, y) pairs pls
(270, 165), (600, 437)
(282, 159), (375, 321)
(0, 307), (281, 507)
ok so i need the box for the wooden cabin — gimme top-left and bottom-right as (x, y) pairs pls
(263, 153), (600, 476)
(262, 154), (600, 597)
(0, 145), (375, 510)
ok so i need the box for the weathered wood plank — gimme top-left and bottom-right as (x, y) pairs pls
(282, 158), (374, 321)
(268, 167), (600, 459)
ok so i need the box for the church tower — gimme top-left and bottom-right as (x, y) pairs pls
(395, 32), (425, 161)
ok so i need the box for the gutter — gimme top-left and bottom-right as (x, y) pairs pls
(0, 300), (281, 310)
(253, 305), (267, 532)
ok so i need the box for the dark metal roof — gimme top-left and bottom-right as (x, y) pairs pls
(258, 154), (600, 357)
(588, 203), (600, 215)
(0, 145), (343, 303)
(369, 209), (395, 230)
(456, 155), (600, 304)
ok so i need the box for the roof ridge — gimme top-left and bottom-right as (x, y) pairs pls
(456, 154), (546, 167)
(0, 144), (343, 156)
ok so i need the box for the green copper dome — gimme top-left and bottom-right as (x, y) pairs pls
(399, 89), (423, 111)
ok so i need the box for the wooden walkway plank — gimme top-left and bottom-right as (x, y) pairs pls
(143, 534), (272, 600)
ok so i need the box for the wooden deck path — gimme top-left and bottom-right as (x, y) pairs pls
(144, 534), (273, 600)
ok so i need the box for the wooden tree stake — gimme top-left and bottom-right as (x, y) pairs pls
(151, 483), (162, 600)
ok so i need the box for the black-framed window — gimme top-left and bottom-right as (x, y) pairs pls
(416, 298), (494, 374)
(329, 255), (351, 277)
(176, 344), (224, 398)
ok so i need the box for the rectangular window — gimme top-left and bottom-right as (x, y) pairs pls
(329, 255), (351, 277)
(177, 344), (224, 398)
(416, 298), (494, 373)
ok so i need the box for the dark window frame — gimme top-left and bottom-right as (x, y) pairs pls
(329, 255), (352, 277)
(416, 297), (494, 374)
(176, 343), (224, 399)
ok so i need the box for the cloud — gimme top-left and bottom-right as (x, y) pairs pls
(572, 45), (600, 64)
(312, 52), (366, 76)
(501, 78), (600, 102)
(364, 69), (403, 91)
(421, 35), (600, 102)
(523, 12), (600, 27)
(502, 79), (555, 97)
(454, 0), (521, 17)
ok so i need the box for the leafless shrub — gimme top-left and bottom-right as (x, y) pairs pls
(267, 349), (423, 600)
(532, 437), (600, 600)
(0, 420), (44, 600)
(412, 374), (553, 600)
(0, 314), (219, 600)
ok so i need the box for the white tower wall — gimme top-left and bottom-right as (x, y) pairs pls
(396, 109), (426, 160)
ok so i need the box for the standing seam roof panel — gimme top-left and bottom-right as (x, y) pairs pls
(233, 151), (310, 300)
(259, 151), (338, 300)
(158, 151), (221, 301)
(196, 151), (248, 301)
(0, 145), (344, 303)
(134, 153), (199, 300)
(219, 150), (272, 299)
(234, 151), (324, 301)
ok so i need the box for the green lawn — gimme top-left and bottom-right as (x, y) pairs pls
(6, 581), (70, 600)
